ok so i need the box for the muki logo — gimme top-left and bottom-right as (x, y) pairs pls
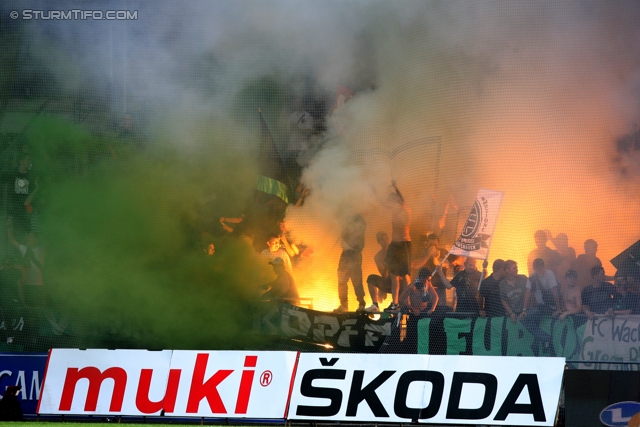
(58, 354), (265, 414)
(600, 401), (640, 427)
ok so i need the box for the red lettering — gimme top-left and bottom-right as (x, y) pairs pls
(59, 367), (127, 412)
(136, 368), (181, 414)
(260, 371), (272, 386)
(235, 356), (257, 414)
(186, 353), (233, 413)
(244, 355), (257, 367)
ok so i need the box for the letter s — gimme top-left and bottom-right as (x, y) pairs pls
(295, 369), (346, 417)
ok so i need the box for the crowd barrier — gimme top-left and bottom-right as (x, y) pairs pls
(36, 349), (564, 426)
(259, 304), (640, 366)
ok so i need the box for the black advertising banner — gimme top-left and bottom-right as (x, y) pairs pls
(255, 303), (394, 352)
(565, 370), (640, 427)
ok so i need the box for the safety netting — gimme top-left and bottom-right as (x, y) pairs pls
(0, 1), (640, 368)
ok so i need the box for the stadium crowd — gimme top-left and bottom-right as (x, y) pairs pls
(1, 91), (636, 359)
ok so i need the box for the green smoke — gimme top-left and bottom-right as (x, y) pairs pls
(26, 116), (275, 350)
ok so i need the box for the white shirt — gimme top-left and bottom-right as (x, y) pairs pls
(526, 269), (557, 305)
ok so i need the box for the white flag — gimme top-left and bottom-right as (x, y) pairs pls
(450, 189), (504, 260)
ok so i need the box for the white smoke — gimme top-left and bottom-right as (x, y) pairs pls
(8, 0), (640, 308)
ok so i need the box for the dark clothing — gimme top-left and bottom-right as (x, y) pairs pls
(385, 241), (412, 276)
(500, 275), (528, 314)
(523, 304), (555, 355)
(3, 170), (33, 235)
(581, 282), (619, 314)
(338, 249), (365, 306)
(402, 285), (436, 353)
(367, 274), (392, 293)
(337, 215), (366, 307)
(262, 271), (300, 305)
(341, 215), (366, 251)
(480, 274), (505, 317)
(523, 270), (559, 354)
(0, 386), (23, 421)
(5, 170), (32, 212)
(615, 292), (640, 314)
(451, 270), (479, 315)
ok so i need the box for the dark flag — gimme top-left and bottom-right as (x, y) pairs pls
(611, 240), (640, 279)
(256, 109), (290, 205)
(250, 108), (290, 236)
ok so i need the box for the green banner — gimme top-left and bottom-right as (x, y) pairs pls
(256, 174), (289, 203)
(418, 315), (585, 358)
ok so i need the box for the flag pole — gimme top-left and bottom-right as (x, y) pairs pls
(477, 253), (489, 292)
(431, 246), (454, 278)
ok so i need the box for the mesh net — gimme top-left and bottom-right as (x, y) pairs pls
(0, 2), (639, 366)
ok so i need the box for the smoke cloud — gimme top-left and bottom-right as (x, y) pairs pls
(4, 0), (640, 327)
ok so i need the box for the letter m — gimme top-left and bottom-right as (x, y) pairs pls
(59, 367), (127, 412)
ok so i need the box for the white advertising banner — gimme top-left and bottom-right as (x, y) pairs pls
(38, 349), (299, 418)
(289, 353), (431, 422)
(450, 189), (504, 260)
(38, 349), (173, 415)
(288, 353), (564, 426)
(425, 356), (565, 426)
(39, 349), (563, 424)
(165, 350), (298, 419)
